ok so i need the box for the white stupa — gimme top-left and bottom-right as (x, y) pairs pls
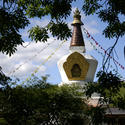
(58, 8), (98, 86)
(58, 9), (125, 122)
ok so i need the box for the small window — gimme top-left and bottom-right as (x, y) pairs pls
(71, 64), (81, 77)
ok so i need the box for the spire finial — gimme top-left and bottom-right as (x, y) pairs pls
(74, 8), (80, 18)
(72, 8), (83, 25)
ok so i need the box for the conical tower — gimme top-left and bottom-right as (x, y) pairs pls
(70, 8), (85, 53)
(58, 9), (98, 85)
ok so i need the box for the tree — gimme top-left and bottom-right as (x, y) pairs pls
(84, 71), (125, 125)
(0, 0), (29, 56)
(83, 0), (125, 69)
(0, 0), (124, 56)
(82, 1), (125, 124)
(0, 76), (88, 125)
(82, 1), (125, 123)
(0, 0), (73, 56)
(0, 66), (11, 88)
(83, 0), (125, 39)
(1, 1), (125, 124)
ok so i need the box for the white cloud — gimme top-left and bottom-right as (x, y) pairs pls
(0, 15), (98, 81)
(0, 35), (93, 79)
(85, 39), (94, 52)
(30, 18), (49, 27)
(83, 20), (99, 35)
(84, 25), (99, 34)
(13, 62), (46, 78)
(89, 20), (98, 26)
(0, 38), (68, 78)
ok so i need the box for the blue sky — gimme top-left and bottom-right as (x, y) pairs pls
(0, 1), (125, 84)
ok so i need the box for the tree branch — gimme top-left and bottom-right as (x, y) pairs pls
(103, 35), (120, 71)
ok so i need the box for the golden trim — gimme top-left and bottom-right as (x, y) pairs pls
(63, 52), (89, 80)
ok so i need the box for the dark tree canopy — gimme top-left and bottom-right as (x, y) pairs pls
(0, 76), (88, 125)
(0, 1), (125, 124)
(84, 71), (125, 125)
(0, 0), (29, 56)
(83, 0), (125, 38)
(1, 0), (124, 56)
(0, 0), (74, 56)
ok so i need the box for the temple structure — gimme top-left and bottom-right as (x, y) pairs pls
(57, 8), (125, 125)
(58, 8), (98, 86)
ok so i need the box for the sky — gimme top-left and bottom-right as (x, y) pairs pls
(0, 1), (125, 84)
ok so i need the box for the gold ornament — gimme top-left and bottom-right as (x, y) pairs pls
(63, 52), (89, 80)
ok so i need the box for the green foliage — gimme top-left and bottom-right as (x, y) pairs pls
(0, 67), (11, 88)
(82, 0), (102, 15)
(0, 76), (88, 125)
(19, 0), (75, 20)
(0, 118), (8, 125)
(1, 1), (125, 124)
(0, 1), (29, 56)
(19, 0), (74, 42)
(83, 0), (125, 38)
(103, 22), (125, 38)
(0, 0), (74, 55)
(1, 0), (124, 56)
(28, 21), (72, 42)
(85, 71), (123, 104)
(87, 106), (106, 125)
(47, 21), (72, 40)
(113, 95), (125, 109)
(29, 25), (49, 42)
(84, 71), (125, 125)
(97, 71), (122, 96)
